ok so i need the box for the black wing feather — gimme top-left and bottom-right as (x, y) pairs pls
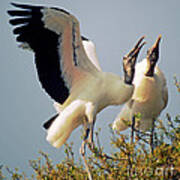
(8, 3), (70, 103)
(9, 18), (30, 26)
(10, 2), (41, 10)
(7, 10), (32, 16)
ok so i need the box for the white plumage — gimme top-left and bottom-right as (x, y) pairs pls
(82, 39), (102, 71)
(8, 3), (145, 153)
(113, 35), (168, 131)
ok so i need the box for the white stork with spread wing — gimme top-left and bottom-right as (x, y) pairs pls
(8, 3), (145, 154)
(113, 35), (168, 132)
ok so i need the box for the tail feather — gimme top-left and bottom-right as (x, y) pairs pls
(46, 100), (86, 148)
(48, 114), (82, 148)
(112, 104), (130, 131)
(43, 114), (59, 130)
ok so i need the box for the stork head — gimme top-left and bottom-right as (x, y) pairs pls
(145, 35), (161, 76)
(123, 36), (146, 84)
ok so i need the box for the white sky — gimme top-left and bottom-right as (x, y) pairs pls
(0, 0), (180, 176)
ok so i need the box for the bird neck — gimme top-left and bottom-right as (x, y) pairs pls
(145, 58), (156, 77)
(124, 68), (135, 85)
(108, 78), (134, 105)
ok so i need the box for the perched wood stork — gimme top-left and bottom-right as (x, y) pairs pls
(8, 3), (145, 154)
(113, 35), (168, 132)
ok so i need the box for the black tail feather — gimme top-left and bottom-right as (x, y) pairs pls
(43, 114), (59, 130)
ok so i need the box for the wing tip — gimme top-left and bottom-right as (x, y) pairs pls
(10, 2), (17, 7)
(10, 2), (26, 8)
(9, 2), (43, 10)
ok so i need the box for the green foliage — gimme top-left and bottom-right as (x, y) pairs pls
(1, 81), (180, 180)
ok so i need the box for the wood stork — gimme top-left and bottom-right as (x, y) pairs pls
(112, 35), (168, 132)
(8, 3), (145, 155)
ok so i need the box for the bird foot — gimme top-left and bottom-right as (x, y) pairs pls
(79, 139), (95, 156)
(80, 140), (93, 180)
(87, 140), (95, 151)
(80, 150), (93, 180)
(80, 140), (86, 156)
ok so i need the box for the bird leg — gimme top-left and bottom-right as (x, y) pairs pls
(130, 116), (136, 144)
(145, 35), (161, 76)
(80, 116), (90, 156)
(87, 121), (95, 150)
(80, 117), (95, 180)
(150, 118), (156, 155)
(80, 142), (93, 180)
(84, 102), (96, 151)
(80, 117), (96, 155)
(123, 36), (146, 84)
(79, 103), (96, 180)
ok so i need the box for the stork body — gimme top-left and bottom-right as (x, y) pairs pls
(8, 3), (145, 151)
(47, 72), (134, 148)
(113, 36), (168, 131)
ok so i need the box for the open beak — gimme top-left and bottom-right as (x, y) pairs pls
(123, 36), (146, 84)
(145, 35), (162, 76)
(152, 35), (161, 49)
(126, 36), (146, 62)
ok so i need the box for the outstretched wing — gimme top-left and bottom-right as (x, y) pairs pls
(82, 37), (102, 71)
(8, 3), (100, 103)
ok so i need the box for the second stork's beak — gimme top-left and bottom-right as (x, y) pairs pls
(145, 35), (162, 76)
(123, 36), (146, 84)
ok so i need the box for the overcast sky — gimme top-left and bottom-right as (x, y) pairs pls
(1, 0), (180, 176)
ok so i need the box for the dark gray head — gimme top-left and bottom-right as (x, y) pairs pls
(123, 36), (146, 84)
(145, 35), (161, 77)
